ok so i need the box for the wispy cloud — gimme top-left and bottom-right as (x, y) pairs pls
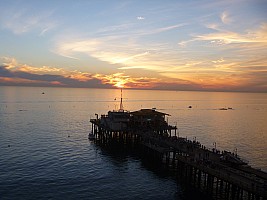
(0, 7), (56, 35)
(220, 11), (232, 25)
(153, 24), (187, 34)
(134, 23), (187, 36)
(54, 36), (151, 67)
(54, 36), (147, 64)
(53, 22), (187, 73)
(137, 16), (145, 20)
(96, 23), (133, 35)
(212, 58), (225, 63)
(179, 23), (267, 49)
(53, 20), (267, 92)
(95, 22), (186, 38)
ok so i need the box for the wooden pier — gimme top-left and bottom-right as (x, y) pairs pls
(90, 108), (267, 200)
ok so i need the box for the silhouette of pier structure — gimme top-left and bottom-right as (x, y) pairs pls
(90, 108), (267, 200)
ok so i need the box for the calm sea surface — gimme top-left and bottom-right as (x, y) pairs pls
(0, 86), (266, 199)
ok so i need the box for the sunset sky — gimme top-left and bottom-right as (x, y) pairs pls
(0, 0), (266, 92)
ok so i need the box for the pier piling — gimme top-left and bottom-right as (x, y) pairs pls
(90, 109), (267, 200)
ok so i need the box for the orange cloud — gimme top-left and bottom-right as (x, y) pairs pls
(67, 71), (94, 82)
(93, 72), (159, 88)
(1, 57), (97, 83)
(1, 56), (267, 92)
(0, 77), (38, 84)
(50, 81), (64, 85)
(0, 77), (63, 85)
(1, 56), (19, 69)
(19, 65), (64, 74)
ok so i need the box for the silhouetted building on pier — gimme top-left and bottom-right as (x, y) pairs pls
(90, 103), (267, 200)
(130, 108), (169, 128)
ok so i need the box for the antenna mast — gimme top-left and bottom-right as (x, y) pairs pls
(119, 88), (124, 111)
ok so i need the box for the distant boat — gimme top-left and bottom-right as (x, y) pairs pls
(42, 92), (45, 94)
(219, 108), (227, 110)
(88, 132), (95, 140)
(188, 105), (192, 108)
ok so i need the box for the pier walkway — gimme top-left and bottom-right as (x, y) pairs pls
(90, 111), (267, 200)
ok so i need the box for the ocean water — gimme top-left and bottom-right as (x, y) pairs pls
(0, 86), (266, 199)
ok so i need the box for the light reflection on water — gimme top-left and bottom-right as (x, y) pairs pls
(0, 86), (266, 199)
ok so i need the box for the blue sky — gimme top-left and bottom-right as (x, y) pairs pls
(0, 0), (267, 91)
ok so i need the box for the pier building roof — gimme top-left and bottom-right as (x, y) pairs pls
(130, 109), (170, 116)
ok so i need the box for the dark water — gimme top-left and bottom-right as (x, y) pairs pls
(0, 86), (266, 199)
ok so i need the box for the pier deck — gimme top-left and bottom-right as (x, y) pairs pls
(90, 113), (267, 200)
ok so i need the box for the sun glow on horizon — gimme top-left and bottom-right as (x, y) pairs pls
(0, 1), (266, 92)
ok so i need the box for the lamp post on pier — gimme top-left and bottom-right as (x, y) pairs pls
(213, 142), (217, 151)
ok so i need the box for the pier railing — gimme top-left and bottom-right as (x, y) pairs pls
(90, 118), (267, 200)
